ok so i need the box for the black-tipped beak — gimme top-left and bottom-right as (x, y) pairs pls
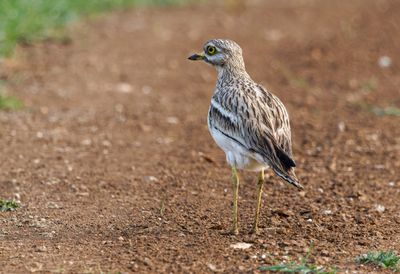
(188, 53), (205, 61)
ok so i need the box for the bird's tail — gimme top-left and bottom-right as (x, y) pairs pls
(272, 166), (303, 189)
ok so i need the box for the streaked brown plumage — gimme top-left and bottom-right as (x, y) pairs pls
(189, 39), (302, 234)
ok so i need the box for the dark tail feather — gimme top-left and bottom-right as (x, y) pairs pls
(274, 144), (296, 170)
(272, 166), (303, 189)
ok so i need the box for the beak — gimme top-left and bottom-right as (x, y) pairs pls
(188, 52), (205, 61)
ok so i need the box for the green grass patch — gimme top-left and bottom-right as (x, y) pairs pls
(356, 251), (400, 272)
(354, 102), (400, 117)
(259, 261), (337, 274)
(372, 106), (400, 117)
(290, 77), (310, 89)
(0, 0), (185, 56)
(0, 199), (20, 212)
(259, 246), (337, 274)
(0, 93), (23, 110)
(360, 78), (378, 93)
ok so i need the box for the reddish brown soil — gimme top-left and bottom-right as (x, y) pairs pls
(1, 0), (399, 273)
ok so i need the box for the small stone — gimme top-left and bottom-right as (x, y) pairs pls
(143, 176), (158, 183)
(378, 55), (392, 68)
(143, 257), (153, 268)
(156, 137), (173, 144)
(298, 191), (306, 197)
(116, 82), (133, 93)
(81, 139), (92, 146)
(29, 262), (43, 272)
(45, 178), (61, 185)
(166, 116), (179, 124)
(321, 250), (330, 256)
(338, 121), (346, 132)
(102, 140), (112, 147)
(264, 29), (283, 41)
(329, 160), (337, 171)
(36, 245), (47, 252)
(47, 202), (60, 209)
(118, 236), (124, 241)
(142, 85), (152, 95)
(230, 242), (252, 249)
(207, 263), (219, 272)
(374, 204), (385, 213)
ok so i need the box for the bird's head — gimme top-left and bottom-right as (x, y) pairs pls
(188, 39), (245, 71)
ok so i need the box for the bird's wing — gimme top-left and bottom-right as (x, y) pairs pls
(210, 84), (302, 189)
(251, 84), (294, 161)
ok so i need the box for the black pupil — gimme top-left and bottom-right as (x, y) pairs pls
(208, 47), (214, 53)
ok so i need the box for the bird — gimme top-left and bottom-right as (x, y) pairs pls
(188, 39), (303, 235)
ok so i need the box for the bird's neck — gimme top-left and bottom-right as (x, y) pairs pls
(216, 61), (250, 87)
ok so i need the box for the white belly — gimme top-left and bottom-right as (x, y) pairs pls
(209, 126), (268, 172)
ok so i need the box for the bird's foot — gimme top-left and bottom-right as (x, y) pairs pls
(230, 227), (239, 235)
(220, 228), (239, 236)
(251, 226), (259, 235)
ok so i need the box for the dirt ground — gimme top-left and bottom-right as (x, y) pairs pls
(0, 0), (399, 273)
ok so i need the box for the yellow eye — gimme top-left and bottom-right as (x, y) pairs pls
(207, 46), (216, 55)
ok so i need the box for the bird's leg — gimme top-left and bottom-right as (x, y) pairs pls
(231, 166), (239, 235)
(252, 169), (264, 234)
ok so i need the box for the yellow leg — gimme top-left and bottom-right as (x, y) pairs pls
(231, 166), (239, 235)
(252, 169), (264, 234)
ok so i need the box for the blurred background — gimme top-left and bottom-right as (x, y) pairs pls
(0, 0), (184, 56)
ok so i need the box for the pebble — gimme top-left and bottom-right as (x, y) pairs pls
(143, 257), (153, 268)
(142, 85), (152, 95)
(116, 82), (133, 93)
(166, 116), (179, 124)
(46, 202), (61, 209)
(230, 242), (252, 249)
(35, 245), (47, 252)
(143, 176), (158, 183)
(207, 263), (219, 272)
(81, 139), (92, 146)
(378, 55), (392, 68)
(374, 204), (385, 213)
(338, 121), (346, 132)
